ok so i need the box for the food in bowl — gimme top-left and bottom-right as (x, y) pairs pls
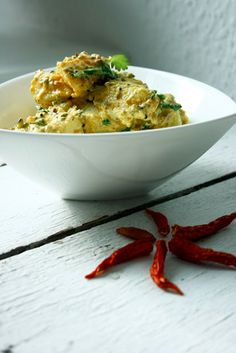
(12, 51), (188, 133)
(0, 62), (235, 200)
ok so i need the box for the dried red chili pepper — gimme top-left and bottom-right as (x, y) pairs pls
(169, 236), (236, 268)
(85, 239), (153, 279)
(145, 209), (170, 237)
(172, 212), (236, 241)
(150, 240), (183, 295)
(116, 227), (156, 243)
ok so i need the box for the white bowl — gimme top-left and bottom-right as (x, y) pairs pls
(0, 66), (235, 200)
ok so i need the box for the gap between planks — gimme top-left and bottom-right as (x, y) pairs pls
(0, 170), (235, 262)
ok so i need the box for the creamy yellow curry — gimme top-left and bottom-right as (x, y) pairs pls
(13, 52), (188, 133)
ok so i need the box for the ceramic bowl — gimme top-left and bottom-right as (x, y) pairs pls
(0, 66), (235, 200)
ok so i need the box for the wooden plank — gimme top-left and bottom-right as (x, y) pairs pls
(0, 125), (235, 254)
(0, 178), (235, 353)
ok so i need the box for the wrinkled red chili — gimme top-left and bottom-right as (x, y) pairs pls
(85, 239), (153, 279)
(150, 240), (183, 295)
(116, 227), (156, 243)
(169, 236), (236, 268)
(172, 212), (236, 241)
(145, 209), (170, 237)
(85, 209), (236, 296)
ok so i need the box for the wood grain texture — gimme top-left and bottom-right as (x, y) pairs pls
(0, 125), (235, 255)
(0, 178), (236, 353)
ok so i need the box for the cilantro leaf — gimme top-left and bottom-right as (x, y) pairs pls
(142, 123), (151, 130)
(102, 118), (111, 126)
(100, 62), (118, 79)
(110, 54), (129, 71)
(68, 63), (117, 80)
(35, 118), (46, 126)
(157, 94), (166, 100)
(69, 67), (101, 78)
(77, 68), (99, 78)
(160, 102), (182, 111)
(150, 91), (166, 100)
(38, 107), (49, 113)
(150, 90), (157, 99)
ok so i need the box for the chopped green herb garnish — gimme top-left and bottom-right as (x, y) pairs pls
(69, 67), (100, 78)
(68, 62), (117, 80)
(142, 123), (151, 130)
(150, 90), (157, 99)
(110, 54), (129, 71)
(61, 113), (68, 118)
(144, 114), (148, 119)
(39, 107), (49, 113)
(157, 94), (166, 100)
(68, 54), (129, 79)
(160, 102), (182, 111)
(102, 118), (111, 126)
(151, 91), (166, 100)
(35, 119), (46, 126)
(100, 62), (118, 79)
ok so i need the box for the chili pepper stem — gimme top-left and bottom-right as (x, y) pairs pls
(145, 209), (170, 237)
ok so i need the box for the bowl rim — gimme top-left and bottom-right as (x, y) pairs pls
(0, 65), (236, 138)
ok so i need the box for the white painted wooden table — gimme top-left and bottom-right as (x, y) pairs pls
(0, 124), (236, 353)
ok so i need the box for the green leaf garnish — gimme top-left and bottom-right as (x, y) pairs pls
(67, 54), (128, 81)
(150, 91), (166, 100)
(102, 118), (111, 126)
(69, 67), (100, 78)
(110, 54), (129, 71)
(150, 90), (157, 99)
(157, 94), (166, 100)
(38, 107), (49, 113)
(68, 62), (117, 80)
(160, 102), (182, 111)
(35, 118), (46, 126)
(100, 62), (118, 79)
(142, 123), (151, 130)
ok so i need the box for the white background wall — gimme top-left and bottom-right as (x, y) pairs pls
(1, 0), (236, 100)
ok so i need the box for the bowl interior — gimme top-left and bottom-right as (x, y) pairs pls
(0, 66), (236, 130)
